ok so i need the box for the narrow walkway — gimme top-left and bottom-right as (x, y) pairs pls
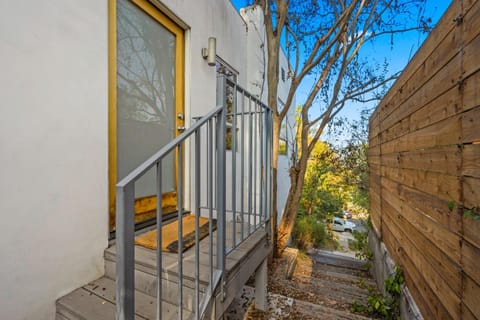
(237, 249), (378, 319)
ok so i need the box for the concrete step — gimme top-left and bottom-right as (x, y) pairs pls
(56, 276), (192, 320)
(56, 226), (270, 320)
(104, 244), (210, 312)
(104, 245), (211, 288)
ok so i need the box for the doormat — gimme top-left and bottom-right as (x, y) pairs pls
(135, 215), (216, 253)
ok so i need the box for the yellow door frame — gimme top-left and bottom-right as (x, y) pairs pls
(108, 0), (184, 229)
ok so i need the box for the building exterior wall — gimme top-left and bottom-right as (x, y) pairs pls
(0, 1), (109, 319)
(0, 1), (295, 319)
(159, 0), (249, 123)
(277, 48), (296, 221)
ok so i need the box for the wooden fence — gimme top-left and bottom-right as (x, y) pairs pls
(368, 0), (480, 318)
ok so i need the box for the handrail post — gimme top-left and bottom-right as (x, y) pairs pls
(116, 184), (135, 320)
(216, 75), (227, 291)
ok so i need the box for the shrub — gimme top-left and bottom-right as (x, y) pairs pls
(292, 216), (327, 250)
(352, 266), (405, 319)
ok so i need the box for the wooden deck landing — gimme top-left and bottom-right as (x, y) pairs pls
(56, 222), (271, 320)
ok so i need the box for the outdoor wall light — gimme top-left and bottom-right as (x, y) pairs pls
(202, 37), (216, 66)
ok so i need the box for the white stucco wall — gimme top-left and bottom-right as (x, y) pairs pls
(276, 48), (296, 220)
(0, 1), (108, 319)
(159, 0), (248, 117)
(240, 5), (267, 101)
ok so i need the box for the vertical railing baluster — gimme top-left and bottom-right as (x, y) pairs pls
(207, 119), (214, 291)
(156, 162), (163, 320)
(253, 102), (258, 230)
(231, 84), (237, 249)
(194, 130), (201, 319)
(240, 92), (245, 241)
(259, 108), (264, 225)
(177, 144), (183, 320)
(116, 184), (135, 320)
(216, 75), (227, 280)
(263, 111), (268, 226)
(247, 97), (253, 235)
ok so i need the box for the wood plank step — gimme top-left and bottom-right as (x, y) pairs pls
(293, 298), (374, 320)
(292, 273), (371, 301)
(295, 263), (376, 288)
(310, 250), (368, 270)
(56, 277), (192, 320)
(308, 259), (370, 277)
(276, 278), (370, 306)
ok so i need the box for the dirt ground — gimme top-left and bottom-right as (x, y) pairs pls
(225, 247), (379, 320)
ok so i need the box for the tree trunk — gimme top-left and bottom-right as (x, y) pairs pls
(276, 151), (308, 255)
(270, 114), (281, 257)
(254, 0), (289, 258)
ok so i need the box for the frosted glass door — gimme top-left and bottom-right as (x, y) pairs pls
(117, 0), (176, 207)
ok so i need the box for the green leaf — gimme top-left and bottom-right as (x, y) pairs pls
(474, 215), (480, 221)
(375, 301), (380, 310)
(464, 210), (473, 218)
(448, 201), (455, 212)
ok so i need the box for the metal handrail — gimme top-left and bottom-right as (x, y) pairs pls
(116, 105), (223, 188)
(115, 75), (273, 320)
(224, 77), (271, 112)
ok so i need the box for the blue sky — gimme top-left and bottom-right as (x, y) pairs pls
(230, 0), (452, 144)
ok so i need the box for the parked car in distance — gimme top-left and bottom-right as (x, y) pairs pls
(343, 210), (352, 219)
(332, 217), (356, 233)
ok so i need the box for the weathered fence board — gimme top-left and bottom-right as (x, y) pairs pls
(463, 107), (480, 143)
(394, 182), (462, 234)
(464, 217), (480, 249)
(464, 275), (480, 318)
(464, 177), (480, 210)
(462, 240), (480, 286)
(382, 224), (452, 319)
(381, 182), (461, 263)
(381, 206), (461, 318)
(380, 197), (462, 296)
(368, 0), (480, 318)
(381, 145), (461, 175)
(381, 54), (462, 131)
(409, 86), (462, 132)
(463, 70), (480, 112)
(463, 145), (480, 178)
(463, 35), (480, 79)
(378, 0), (460, 120)
(381, 166), (461, 202)
(381, 114), (461, 154)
